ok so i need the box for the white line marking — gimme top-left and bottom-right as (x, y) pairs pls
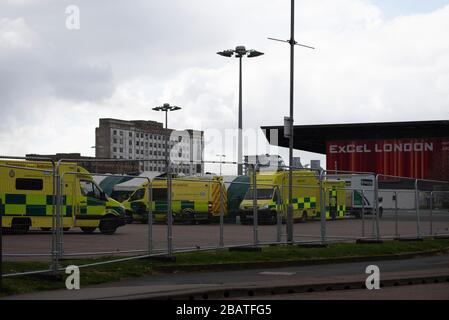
(259, 271), (296, 276)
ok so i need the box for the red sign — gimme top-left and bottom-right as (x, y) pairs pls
(326, 138), (449, 180)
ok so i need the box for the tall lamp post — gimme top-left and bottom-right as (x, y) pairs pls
(216, 154), (226, 175)
(217, 46), (264, 176)
(152, 103), (181, 256)
(268, 0), (314, 243)
(152, 103), (181, 171)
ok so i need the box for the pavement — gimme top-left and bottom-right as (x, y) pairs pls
(2, 253), (449, 300)
(240, 283), (449, 300)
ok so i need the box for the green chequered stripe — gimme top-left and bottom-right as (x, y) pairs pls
(80, 197), (106, 215)
(153, 200), (198, 213)
(154, 201), (168, 212)
(331, 186), (337, 197)
(338, 204), (346, 216)
(326, 205), (345, 218)
(2, 193), (72, 217)
(297, 197), (316, 210)
(181, 200), (194, 210)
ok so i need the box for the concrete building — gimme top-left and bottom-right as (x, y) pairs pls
(95, 118), (204, 175)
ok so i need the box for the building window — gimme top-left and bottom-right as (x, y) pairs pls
(113, 138), (117, 144)
(129, 140), (132, 145)
(129, 149), (132, 154)
(119, 131), (123, 136)
(136, 141), (139, 146)
(113, 147), (117, 152)
(113, 130), (117, 135)
(119, 148), (123, 153)
(129, 132), (133, 137)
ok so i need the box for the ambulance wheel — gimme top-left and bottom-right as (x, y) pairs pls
(99, 216), (117, 235)
(63, 227), (70, 232)
(41, 227), (52, 231)
(300, 211), (307, 223)
(181, 209), (195, 225)
(11, 218), (30, 234)
(269, 213), (277, 225)
(81, 227), (96, 234)
(378, 207), (383, 219)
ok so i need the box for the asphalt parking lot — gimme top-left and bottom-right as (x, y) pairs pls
(2, 210), (449, 262)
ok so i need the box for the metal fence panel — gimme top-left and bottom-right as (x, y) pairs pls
(0, 162), (55, 277)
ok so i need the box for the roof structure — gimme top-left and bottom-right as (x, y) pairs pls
(261, 120), (449, 154)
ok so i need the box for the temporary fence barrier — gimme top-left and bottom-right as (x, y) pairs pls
(2, 156), (449, 282)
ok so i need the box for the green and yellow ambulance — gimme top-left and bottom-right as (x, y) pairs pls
(238, 170), (347, 224)
(0, 160), (126, 234)
(123, 176), (228, 224)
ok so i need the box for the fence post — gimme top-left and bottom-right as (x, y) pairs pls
(252, 164), (258, 247)
(415, 179), (421, 238)
(394, 191), (399, 238)
(319, 170), (326, 244)
(374, 175), (380, 240)
(167, 164), (173, 256)
(147, 181), (153, 255)
(361, 189), (365, 238)
(276, 186), (282, 243)
(51, 166), (57, 274)
(219, 180), (224, 248)
(0, 199), (3, 291)
(430, 191), (433, 236)
(59, 174), (65, 259)
(54, 171), (61, 273)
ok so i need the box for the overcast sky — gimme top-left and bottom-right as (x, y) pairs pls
(1, 0), (449, 174)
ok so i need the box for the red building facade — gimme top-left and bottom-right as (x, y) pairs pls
(326, 138), (449, 180)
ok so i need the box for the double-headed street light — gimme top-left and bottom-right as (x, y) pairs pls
(152, 103), (182, 172)
(152, 103), (181, 257)
(217, 46), (264, 176)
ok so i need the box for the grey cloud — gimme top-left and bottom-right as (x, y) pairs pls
(46, 61), (114, 102)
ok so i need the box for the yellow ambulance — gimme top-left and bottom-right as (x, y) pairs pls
(238, 170), (347, 224)
(123, 176), (228, 224)
(0, 160), (126, 234)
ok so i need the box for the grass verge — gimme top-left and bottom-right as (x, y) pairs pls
(1, 238), (449, 297)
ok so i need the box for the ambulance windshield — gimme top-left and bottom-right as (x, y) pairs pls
(244, 188), (274, 200)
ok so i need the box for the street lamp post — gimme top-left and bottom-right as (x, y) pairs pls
(217, 46), (264, 176)
(216, 154), (226, 175)
(152, 103), (181, 256)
